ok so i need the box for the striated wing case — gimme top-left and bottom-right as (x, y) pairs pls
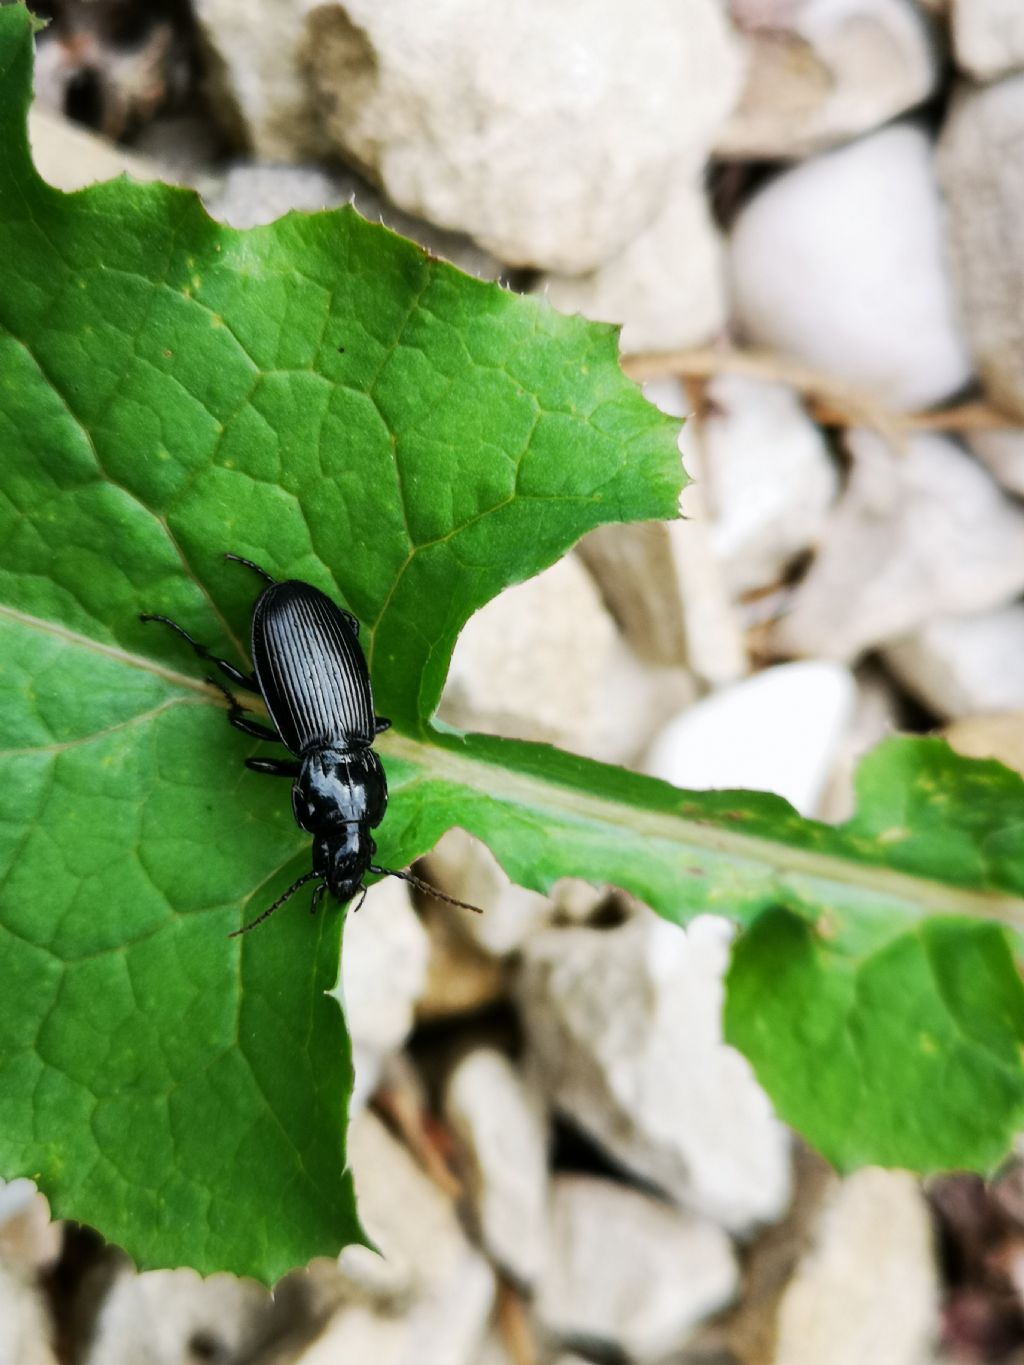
(251, 580), (375, 754)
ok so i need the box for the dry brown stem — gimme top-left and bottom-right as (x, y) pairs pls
(622, 345), (1015, 449)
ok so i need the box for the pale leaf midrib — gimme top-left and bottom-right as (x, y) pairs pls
(383, 732), (1024, 933)
(0, 601), (219, 696)
(6, 600), (1023, 934)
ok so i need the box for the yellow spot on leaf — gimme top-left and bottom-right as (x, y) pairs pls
(878, 826), (910, 844)
(816, 910), (840, 940)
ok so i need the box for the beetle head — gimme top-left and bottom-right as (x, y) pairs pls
(314, 825), (375, 901)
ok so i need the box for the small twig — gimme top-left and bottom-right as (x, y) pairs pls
(808, 397), (1013, 434)
(622, 345), (1017, 448)
(497, 1281), (538, 1365)
(372, 1080), (463, 1201)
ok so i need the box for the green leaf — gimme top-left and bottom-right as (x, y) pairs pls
(725, 910), (1024, 1172)
(0, 4), (680, 1280)
(3, 2), (1024, 1283)
(720, 737), (1024, 1173)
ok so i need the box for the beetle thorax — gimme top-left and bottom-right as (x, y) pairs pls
(292, 746), (386, 833)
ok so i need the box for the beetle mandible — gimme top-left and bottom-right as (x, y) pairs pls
(141, 554), (480, 935)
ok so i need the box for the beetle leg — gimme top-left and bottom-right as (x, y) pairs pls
(245, 757), (300, 778)
(204, 675), (285, 744)
(341, 609), (360, 635)
(374, 715), (392, 734)
(139, 614), (259, 692)
(224, 553), (276, 585)
(309, 881), (327, 917)
(229, 713), (285, 742)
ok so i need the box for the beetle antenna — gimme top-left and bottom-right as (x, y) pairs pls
(369, 865), (484, 914)
(224, 553), (276, 586)
(229, 870), (320, 938)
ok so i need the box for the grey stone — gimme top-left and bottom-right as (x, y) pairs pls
(334, 878), (429, 1112)
(939, 77), (1024, 420)
(421, 829), (553, 959)
(191, 0), (325, 161)
(883, 606), (1024, 720)
(645, 660), (857, 817)
(0, 1263), (57, 1365)
(444, 1049), (548, 1286)
(541, 177), (728, 353)
(951, 0), (1024, 80)
(578, 377), (748, 684)
(773, 1169), (939, 1365)
(720, 0), (940, 158)
(944, 710), (1024, 777)
(304, 0), (745, 272)
(309, 1110), (495, 1365)
(771, 431), (1024, 661)
(700, 375), (840, 598)
(0, 1180), (60, 1274)
(82, 1268), (270, 1365)
(27, 107), (171, 191)
(730, 125), (972, 412)
(440, 553), (691, 765)
(969, 427), (1024, 498)
(536, 1174), (739, 1361)
(519, 913), (792, 1234)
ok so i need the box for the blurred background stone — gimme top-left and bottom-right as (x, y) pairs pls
(0, 1180), (60, 1274)
(950, 0), (1024, 80)
(305, 1110), (495, 1365)
(440, 552), (695, 763)
(772, 1168), (940, 1365)
(882, 606), (1024, 720)
(968, 427), (1024, 497)
(939, 76), (1024, 421)
(191, 0), (324, 160)
(730, 125), (973, 411)
(32, 0), (192, 142)
(443, 1048), (549, 1287)
(770, 431), (1024, 661)
(720, 0), (940, 158)
(335, 878), (429, 1112)
(421, 829), (554, 958)
(519, 913), (793, 1234)
(644, 660), (857, 816)
(541, 177), (728, 353)
(0, 1263), (58, 1365)
(81, 1266), (271, 1365)
(696, 374), (840, 598)
(944, 710), (1024, 775)
(302, 0), (746, 272)
(536, 1174), (739, 1361)
(0, 1181), (61, 1365)
(28, 105), (173, 188)
(415, 898), (508, 1022)
(16, 2), (1024, 1361)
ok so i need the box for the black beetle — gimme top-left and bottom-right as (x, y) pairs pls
(142, 555), (480, 935)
